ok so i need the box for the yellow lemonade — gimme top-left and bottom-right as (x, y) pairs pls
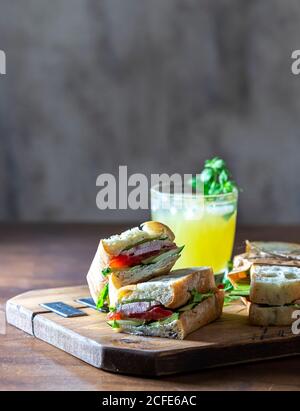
(151, 190), (238, 274)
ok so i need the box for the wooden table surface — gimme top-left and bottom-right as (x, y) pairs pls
(1, 223), (300, 391)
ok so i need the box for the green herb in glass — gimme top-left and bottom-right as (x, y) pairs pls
(192, 156), (237, 196)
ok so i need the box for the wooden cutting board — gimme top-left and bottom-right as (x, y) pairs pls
(6, 285), (300, 376)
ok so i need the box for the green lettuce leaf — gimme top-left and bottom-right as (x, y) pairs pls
(102, 267), (111, 277)
(107, 319), (146, 328)
(191, 289), (215, 303)
(107, 319), (121, 329)
(141, 245), (184, 265)
(178, 290), (215, 312)
(229, 288), (250, 297)
(96, 283), (109, 309)
(148, 312), (179, 327)
(224, 295), (242, 306)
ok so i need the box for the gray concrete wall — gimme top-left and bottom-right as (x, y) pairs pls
(0, 0), (300, 223)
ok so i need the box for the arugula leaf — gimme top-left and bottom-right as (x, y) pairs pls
(224, 295), (241, 306)
(224, 287), (250, 306)
(178, 303), (197, 312)
(179, 291), (216, 311)
(191, 289), (214, 303)
(107, 314), (180, 330)
(229, 289), (250, 297)
(107, 319), (120, 329)
(222, 278), (234, 292)
(223, 273), (250, 305)
(232, 282), (250, 292)
(102, 267), (111, 277)
(149, 312), (179, 327)
(141, 245), (184, 265)
(96, 283), (109, 309)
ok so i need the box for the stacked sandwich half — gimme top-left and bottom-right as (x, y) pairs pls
(87, 221), (224, 339)
(229, 241), (300, 326)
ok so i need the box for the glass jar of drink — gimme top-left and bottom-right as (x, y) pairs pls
(151, 184), (238, 275)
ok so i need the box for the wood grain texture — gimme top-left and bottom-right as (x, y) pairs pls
(6, 285), (90, 335)
(6, 285), (300, 376)
(2, 224), (300, 389)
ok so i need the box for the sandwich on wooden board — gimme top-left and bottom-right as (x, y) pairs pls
(107, 267), (224, 339)
(87, 221), (183, 309)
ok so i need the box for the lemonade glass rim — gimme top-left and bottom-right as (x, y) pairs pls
(150, 184), (238, 203)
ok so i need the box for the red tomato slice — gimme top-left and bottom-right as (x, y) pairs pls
(109, 250), (161, 269)
(128, 306), (173, 321)
(107, 311), (123, 321)
(109, 254), (139, 269)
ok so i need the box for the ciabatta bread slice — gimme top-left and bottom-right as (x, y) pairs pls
(250, 264), (300, 306)
(249, 302), (300, 326)
(100, 221), (175, 265)
(233, 253), (300, 270)
(110, 267), (216, 308)
(246, 241), (300, 260)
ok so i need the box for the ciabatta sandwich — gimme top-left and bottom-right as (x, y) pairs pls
(87, 221), (183, 308)
(107, 267), (224, 339)
(228, 241), (300, 326)
(249, 264), (300, 326)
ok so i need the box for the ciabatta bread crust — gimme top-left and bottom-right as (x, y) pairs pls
(246, 241), (300, 260)
(164, 267), (215, 309)
(178, 289), (224, 338)
(249, 303), (299, 326)
(233, 253), (300, 269)
(86, 241), (107, 303)
(114, 267), (215, 309)
(100, 221), (175, 263)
